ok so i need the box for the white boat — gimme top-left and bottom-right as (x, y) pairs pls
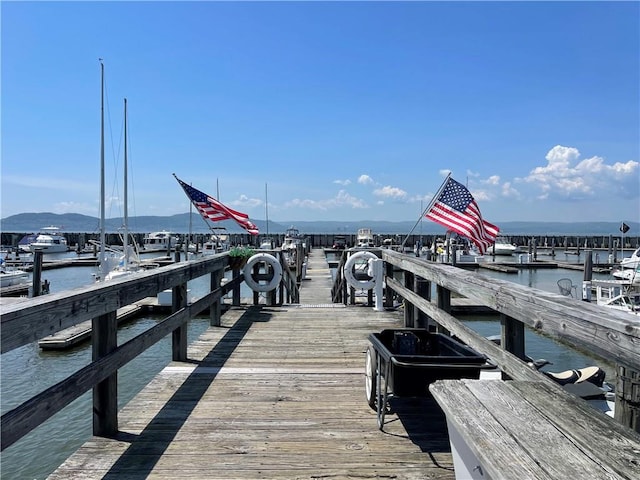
(592, 279), (640, 315)
(489, 236), (518, 255)
(612, 264), (640, 284)
(29, 226), (69, 253)
(0, 258), (30, 288)
(259, 237), (275, 250)
(356, 228), (375, 248)
(618, 246), (640, 269)
(282, 226), (304, 250)
(17, 234), (37, 253)
(142, 231), (178, 253)
(202, 227), (230, 255)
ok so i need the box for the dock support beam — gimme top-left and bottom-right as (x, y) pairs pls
(92, 311), (118, 436)
(172, 283), (188, 361)
(615, 364), (640, 433)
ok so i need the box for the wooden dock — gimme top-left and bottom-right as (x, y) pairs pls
(48, 249), (457, 479)
(3, 247), (636, 480)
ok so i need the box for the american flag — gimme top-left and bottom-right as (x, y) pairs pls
(425, 176), (499, 254)
(174, 175), (259, 235)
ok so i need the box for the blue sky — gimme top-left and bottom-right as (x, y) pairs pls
(2, 1), (639, 226)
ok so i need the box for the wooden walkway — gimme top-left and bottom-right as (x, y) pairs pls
(49, 249), (456, 479)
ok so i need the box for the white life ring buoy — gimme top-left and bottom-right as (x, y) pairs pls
(243, 253), (283, 292)
(343, 251), (378, 290)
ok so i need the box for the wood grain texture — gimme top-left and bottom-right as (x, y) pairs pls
(48, 249), (456, 479)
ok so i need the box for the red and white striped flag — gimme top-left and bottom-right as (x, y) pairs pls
(174, 175), (259, 235)
(425, 176), (499, 254)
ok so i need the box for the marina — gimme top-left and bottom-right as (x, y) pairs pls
(1, 246), (639, 479)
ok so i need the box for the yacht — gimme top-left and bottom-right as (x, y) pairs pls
(142, 231), (178, 253)
(356, 228), (375, 247)
(29, 226), (69, 253)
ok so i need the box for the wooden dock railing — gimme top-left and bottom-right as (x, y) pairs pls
(1, 253), (235, 451)
(374, 248), (640, 431)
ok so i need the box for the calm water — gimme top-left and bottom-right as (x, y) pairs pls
(0, 249), (625, 479)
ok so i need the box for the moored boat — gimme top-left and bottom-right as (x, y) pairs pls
(29, 226), (69, 253)
(592, 279), (640, 315)
(619, 246), (640, 269)
(142, 231), (178, 252)
(0, 258), (30, 288)
(489, 236), (518, 255)
(356, 228), (375, 247)
(17, 234), (37, 253)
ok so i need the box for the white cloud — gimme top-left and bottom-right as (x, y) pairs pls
(501, 181), (520, 199)
(284, 189), (368, 211)
(523, 145), (639, 200)
(230, 194), (262, 209)
(358, 174), (374, 185)
(373, 185), (407, 199)
(52, 201), (97, 215)
(484, 175), (501, 186)
(333, 179), (351, 186)
(471, 189), (491, 202)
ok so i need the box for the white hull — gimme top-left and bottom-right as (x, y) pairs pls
(143, 231), (178, 252)
(29, 243), (69, 253)
(491, 244), (517, 255)
(0, 269), (30, 288)
(29, 227), (69, 253)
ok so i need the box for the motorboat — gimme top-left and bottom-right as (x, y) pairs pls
(202, 227), (230, 255)
(356, 228), (375, 248)
(142, 231), (178, 253)
(0, 258), (30, 288)
(592, 279), (640, 315)
(489, 236), (518, 255)
(282, 226), (304, 250)
(619, 246), (640, 269)
(29, 226), (69, 253)
(17, 234), (37, 253)
(259, 237), (275, 250)
(612, 264), (640, 284)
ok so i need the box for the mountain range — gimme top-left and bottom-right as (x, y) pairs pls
(1, 212), (638, 236)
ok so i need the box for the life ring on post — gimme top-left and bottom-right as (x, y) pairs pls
(243, 253), (283, 292)
(343, 251), (378, 290)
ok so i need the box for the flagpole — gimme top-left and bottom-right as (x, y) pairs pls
(401, 172), (451, 248)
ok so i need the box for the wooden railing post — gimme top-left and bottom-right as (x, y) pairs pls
(210, 267), (223, 326)
(436, 285), (450, 335)
(32, 250), (43, 297)
(232, 267), (241, 306)
(404, 270), (415, 327)
(384, 261), (394, 308)
(172, 282), (188, 361)
(92, 311), (118, 436)
(501, 314), (526, 361)
(415, 276), (432, 330)
(615, 363), (640, 432)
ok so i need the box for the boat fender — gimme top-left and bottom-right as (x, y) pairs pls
(243, 253), (283, 292)
(343, 251), (378, 290)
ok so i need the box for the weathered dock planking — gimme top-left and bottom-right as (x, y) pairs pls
(48, 249), (457, 479)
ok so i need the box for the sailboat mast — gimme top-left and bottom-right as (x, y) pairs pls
(99, 59), (106, 277)
(123, 98), (129, 270)
(265, 183), (269, 236)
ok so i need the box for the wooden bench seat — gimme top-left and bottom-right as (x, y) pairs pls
(430, 379), (640, 480)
